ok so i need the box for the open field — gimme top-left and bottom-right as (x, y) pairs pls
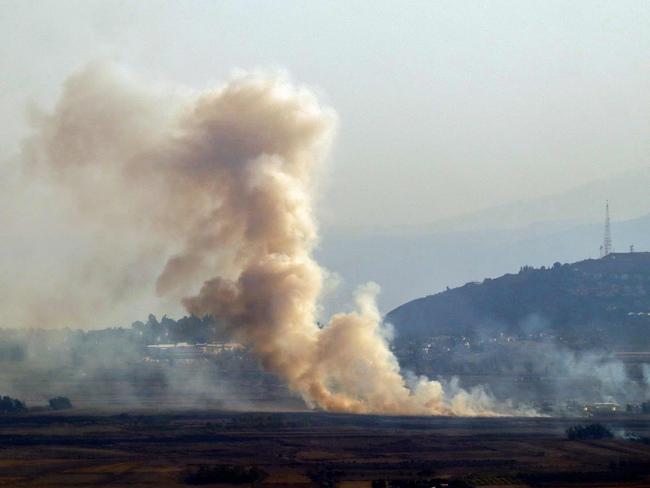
(1, 411), (650, 487)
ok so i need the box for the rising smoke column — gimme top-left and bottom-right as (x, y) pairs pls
(22, 63), (507, 415)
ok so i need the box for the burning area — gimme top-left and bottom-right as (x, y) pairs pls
(5, 63), (522, 416)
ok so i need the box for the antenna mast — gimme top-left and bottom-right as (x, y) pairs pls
(603, 200), (612, 256)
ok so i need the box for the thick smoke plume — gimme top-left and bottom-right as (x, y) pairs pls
(19, 63), (510, 415)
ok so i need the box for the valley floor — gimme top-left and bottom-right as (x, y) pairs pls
(1, 410), (650, 487)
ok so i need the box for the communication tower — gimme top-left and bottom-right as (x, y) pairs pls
(602, 201), (612, 257)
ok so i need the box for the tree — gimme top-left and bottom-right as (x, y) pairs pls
(49, 397), (73, 410)
(0, 395), (27, 414)
(566, 423), (613, 440)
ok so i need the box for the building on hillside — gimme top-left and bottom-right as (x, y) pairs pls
(145, 342), (244, 361)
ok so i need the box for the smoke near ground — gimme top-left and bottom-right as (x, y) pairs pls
(0, 325), (277, 411)
(6, 63), (519, 416)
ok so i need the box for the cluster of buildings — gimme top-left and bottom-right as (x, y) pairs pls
(535, 400), (650, 417)
(144, 342), (244, 362)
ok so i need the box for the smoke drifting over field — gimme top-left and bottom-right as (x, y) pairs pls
(16, 64), (512, 416)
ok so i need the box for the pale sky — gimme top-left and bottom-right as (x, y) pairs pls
(2, 0), (650, 229)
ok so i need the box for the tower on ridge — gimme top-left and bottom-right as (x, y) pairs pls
(602, 200), (612, 257)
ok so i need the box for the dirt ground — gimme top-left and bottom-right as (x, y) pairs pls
(1, 410), (650, 487)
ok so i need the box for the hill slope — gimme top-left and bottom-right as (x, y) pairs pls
(385, 252), (650, 350)
(318, 213), (650, 315)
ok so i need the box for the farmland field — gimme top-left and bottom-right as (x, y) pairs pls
(1, 410), (650, 487)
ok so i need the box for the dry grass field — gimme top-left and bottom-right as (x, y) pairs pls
(1, 410), (650, 487)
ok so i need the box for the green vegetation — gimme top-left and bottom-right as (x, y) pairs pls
(48, 396), (72, 410)
(566, 423), (613, 440)
(306, 466), (344, 488)
(387, 253), (650, 350)
(0, 395), (26, 414)
(182, 464), (268, 485)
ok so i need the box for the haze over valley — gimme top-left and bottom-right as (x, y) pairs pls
(2, 2), (650, 486)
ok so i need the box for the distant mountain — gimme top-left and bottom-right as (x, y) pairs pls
(324, 166), (650, 238)
(385, 252), (650, 350)
(418, 166), (650, 233)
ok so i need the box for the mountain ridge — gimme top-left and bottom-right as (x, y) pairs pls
(318, 212), (650, 315)
(384, 251), (650, 351)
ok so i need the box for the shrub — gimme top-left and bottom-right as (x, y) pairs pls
(182, 464), (267, 485)
(48, 396), (73, 410)
(566, 423), (613, 440)
(306, 466), (344, 488)
(0, 395), (27, 414)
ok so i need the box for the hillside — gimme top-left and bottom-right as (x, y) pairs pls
(318, 212), (650, 315)
(385, 252), (650, 350)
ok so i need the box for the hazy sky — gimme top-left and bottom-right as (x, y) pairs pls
(2, 0), (649, 229)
